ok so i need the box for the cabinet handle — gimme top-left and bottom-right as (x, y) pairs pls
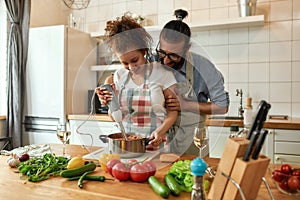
(268, 131), (274, 135)
(275, 157), (284, 163)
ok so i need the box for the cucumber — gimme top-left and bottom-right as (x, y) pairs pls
(68, 175), (114, 182)
(148, 176), (170, 199)
(164, 174), (182, 196)
(60, 162), (96, 178)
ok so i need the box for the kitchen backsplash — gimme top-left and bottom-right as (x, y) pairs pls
(61, 0), (300, 118)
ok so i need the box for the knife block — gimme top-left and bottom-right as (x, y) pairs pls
(223, 156), (270, 200)
(208, 137), (249, 199)
(208, 137), (270, 200)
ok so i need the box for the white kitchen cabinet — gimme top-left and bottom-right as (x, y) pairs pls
(208, 126), (300, 164)
(263, 129), (300, 164)
(207, 126), (232, 158)
(0, 119), (6, 138)
(69, 120), (119, 147)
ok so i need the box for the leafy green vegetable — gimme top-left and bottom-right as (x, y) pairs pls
(167, 160), (194, 192)
(203, 179), (210, 194)
(18, 153), (69, 182)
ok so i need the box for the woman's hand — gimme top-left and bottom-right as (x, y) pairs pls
(148, 131), (166, 148)
(95, 87), (112, 106)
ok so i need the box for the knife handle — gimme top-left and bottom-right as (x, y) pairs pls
(243, 130), (259, 161)
(251, 130), (268, 160)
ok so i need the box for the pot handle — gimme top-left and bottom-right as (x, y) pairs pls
(99, 135), (108, 143)
(145, 137), (151, 145)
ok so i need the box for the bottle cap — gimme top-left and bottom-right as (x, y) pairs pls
(190, 157), (207, 176)
(245, 97), (252, 109)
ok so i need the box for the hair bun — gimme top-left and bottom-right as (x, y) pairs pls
(174, 9), (188, 21)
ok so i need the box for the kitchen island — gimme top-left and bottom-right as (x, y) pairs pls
(0, 144), (296, 199)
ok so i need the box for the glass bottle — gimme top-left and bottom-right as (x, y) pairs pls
(243, 97), (253, 129)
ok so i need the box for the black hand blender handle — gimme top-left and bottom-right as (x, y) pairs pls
(101, 84), (120, 112)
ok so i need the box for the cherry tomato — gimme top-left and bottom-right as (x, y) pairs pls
(292, 169), (300, 176)
(281, 164), (292, 174)
(106, 159), (121, 176)
(130, 163), (149, 182)
(142, 160), (156, 176)
(272, 170), (288, 183)
(287, 176), (300, 190)
(279, 180), (289, 191)
(112, 162), (130, 181)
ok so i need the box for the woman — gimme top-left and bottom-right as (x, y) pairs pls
(96, 14), (178, 148)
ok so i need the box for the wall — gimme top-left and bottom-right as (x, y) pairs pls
(30, 0), (69, 27)
(66, 0), (300, 117)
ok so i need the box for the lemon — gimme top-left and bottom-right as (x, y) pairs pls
(67, 156), (85, 170)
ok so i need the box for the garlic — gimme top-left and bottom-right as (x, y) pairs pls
(7, 153), (20, 168)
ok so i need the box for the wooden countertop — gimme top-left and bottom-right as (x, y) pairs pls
(206, 117), (300, 130)
(68, 114), (300, 130)
(0, 115), (6, 120)
(0, 144), (296, 200)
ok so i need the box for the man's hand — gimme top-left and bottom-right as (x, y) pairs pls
(165, 94), (182, 111)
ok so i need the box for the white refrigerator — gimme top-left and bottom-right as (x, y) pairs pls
(23, 25), (97, 145)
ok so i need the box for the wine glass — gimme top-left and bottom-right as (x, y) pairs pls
(194, 127), (209, 158)
(56, 124), (71, 157)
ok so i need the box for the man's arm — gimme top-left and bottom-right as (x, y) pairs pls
(165, 94), (228, 115)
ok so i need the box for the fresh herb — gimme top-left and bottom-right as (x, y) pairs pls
(167, 160), (194, 192)
(18, 153), (69, 182)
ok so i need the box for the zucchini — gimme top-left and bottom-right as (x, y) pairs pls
(164, 174), (182, 196)
(148, 176), (170, 199)
(60, 162), (96, 178)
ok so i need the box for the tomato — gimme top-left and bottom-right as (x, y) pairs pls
(142, 161), (156, 176)
(272, 170), (288, 183)
(281, 164), (292, 174)
(287, 176), (300, 190)
(106, 159), (121, 176)
(127, 159), (137, 163)
(19, 153), (30, 162)
(126, 159), (138, 170)
(130, 163), (149, 182)
(112, 162), (130, 181)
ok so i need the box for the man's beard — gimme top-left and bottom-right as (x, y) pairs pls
(160, 57), (185, 71)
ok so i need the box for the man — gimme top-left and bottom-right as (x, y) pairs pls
(156, 9), (229, 155)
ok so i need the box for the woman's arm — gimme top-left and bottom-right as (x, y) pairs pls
(149, 86), (178, 146)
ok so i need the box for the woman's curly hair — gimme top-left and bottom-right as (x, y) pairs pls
(104, 15), (152, 55)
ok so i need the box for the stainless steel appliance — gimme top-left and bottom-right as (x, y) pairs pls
(23, 25), (97, 145)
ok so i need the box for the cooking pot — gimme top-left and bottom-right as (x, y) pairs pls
(99, 133), (150, 158)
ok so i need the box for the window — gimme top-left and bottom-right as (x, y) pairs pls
(0, 1), (7, 116)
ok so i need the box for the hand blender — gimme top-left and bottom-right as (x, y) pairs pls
(101, 84), (128, 141)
